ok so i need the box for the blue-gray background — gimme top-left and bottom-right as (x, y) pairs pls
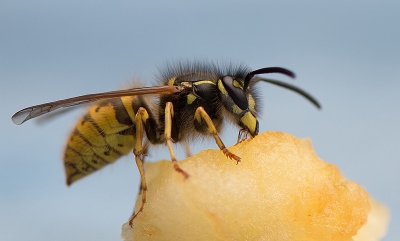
(1, 1), (399, 240)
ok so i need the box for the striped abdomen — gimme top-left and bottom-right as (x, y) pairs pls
(64, 96), (140, 185)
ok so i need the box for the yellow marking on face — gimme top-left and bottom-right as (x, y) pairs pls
(240, 111), (257, 134)
(232, 104), (243, 114)
(187, 93), (197, 104)
(232, 79), (243, 89)
(217, 79), (228, 96)
(167, 77), (177, 86)
(248, 94), (256, 112)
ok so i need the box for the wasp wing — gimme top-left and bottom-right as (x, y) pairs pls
(35, 105), (88, 125)
(12, 85), (182, 125)
(255, 78), (321, 109)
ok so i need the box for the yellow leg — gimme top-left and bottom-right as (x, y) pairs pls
(137, 140), (150, 195)
(194, 107), (241, 164)
(184, 141), (192, 158)
(164, 102), (189, 178)
(129, 107), (149, 227)
(236, 128), (249, 144)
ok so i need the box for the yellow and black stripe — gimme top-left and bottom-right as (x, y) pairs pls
(64, 97), (140, 185)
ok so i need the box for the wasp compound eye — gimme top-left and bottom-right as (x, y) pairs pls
(221, 76), (248, 110)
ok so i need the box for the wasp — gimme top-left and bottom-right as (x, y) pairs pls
(12, 61), (321, 225)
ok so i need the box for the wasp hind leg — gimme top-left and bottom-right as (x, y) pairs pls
(194, 107), (241, 164)
(128, 107), (151, 227)
(136, 140), (151, 196)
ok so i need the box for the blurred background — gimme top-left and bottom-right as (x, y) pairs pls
(1, 1), (399, 240)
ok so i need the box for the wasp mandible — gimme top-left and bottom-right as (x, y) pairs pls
(12, 61), (321, 225)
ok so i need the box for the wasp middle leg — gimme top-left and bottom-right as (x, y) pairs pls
(164, 102), (189, 178)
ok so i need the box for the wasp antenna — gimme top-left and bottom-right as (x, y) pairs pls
(244, 67), (295, 91)
(256, 78), (321, 109)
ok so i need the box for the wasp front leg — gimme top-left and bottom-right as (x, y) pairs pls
(194, 107), (241, 164)
(164, 102), (189, 178)
(236, 128), (250, 144)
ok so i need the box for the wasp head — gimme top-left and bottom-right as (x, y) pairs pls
(218, 67), (296, 138)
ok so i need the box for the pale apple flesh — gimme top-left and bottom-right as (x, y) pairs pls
(122, 131), (388, 241)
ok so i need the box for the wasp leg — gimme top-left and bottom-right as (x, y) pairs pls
(184, 141), (192, 158)
(194, 107), (241, 164)
(128, 107), (150, 227)
(165, 102), (189, 178)
(137, 140), (150, 196)
(236, 128), (249, 145)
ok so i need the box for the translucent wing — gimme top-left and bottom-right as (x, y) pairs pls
(255, 78), (321, 109)
(35, 105), (87, 125)
(12, 85), (183, 125)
